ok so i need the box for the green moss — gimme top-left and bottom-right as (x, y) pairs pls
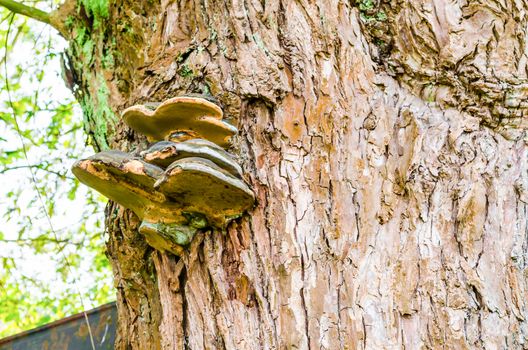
(376, 11), (387, 21)
(122, 23), (133, 34)
(374, 38), (385, 46)
(101, 51), (114, 69)
(64, 3), (118, 150)
(74, 26), (87, 46)
(358, 0), (374, 11)
(72, 27), (96, 68)
(64, 16), (75, 29)
(356, 0), (387, 22)
(178, 64), (193, 78)
(78, 75), (117, 150)
(82, 40), (95, 65)
(182, 212), (208, 229)
(79, 0), (109, 27)
(101, 38), (116, 69)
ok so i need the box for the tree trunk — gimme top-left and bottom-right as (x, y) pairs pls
(65, 0), (528, 348)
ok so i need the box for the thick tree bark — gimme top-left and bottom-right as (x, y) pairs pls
(65, 0), (527, 348)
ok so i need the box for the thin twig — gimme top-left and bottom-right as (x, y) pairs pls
(1, 237), (82, 246)
(0, 164), (75, 180)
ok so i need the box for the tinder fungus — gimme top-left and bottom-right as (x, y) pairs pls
(155, 157), (254, 227)
(141, 139), (243, 178)
(122, 96), (237, 148)
(72, 95), (254, 256)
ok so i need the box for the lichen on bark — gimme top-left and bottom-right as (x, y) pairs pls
(62, 0), (116, 151)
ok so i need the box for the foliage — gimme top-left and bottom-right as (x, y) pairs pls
(0, 5), (113, 337)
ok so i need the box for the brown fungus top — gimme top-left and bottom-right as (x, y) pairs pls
(71, 150), (187, 225)
(72, 150), (255, 228)
(122, 96), (237, 148)
(73, 96), (255, 250)
(154, 157), (255, 227)
(141, 139), (243, 178)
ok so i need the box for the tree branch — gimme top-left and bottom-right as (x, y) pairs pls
(0, 0), (67, 37)
(0, 0), (50, 24)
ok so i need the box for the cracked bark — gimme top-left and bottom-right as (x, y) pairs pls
(68, 0), (528, 348)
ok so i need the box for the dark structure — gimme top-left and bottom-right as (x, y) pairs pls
(0, 303), (116, 350)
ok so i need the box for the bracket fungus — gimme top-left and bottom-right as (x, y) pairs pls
(122, 96), (237, 148)
(72, 96), (255, 256)
(154, 157), (254, 226)
(140, 139), (243, 178)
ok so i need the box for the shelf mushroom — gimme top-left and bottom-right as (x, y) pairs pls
(122, 96), (237, 148)
(73, 95), (255, 256)
(71, 151), (199, 255)
(154, 157), (255, 227)
(72, 151), (168, 220)
(140, 139), (243, 178)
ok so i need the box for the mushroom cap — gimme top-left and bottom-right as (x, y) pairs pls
(122, 96), (237, 148)
(141, 139), (243, 178)
(154, 157), (255, 226)
(71, 150), (186, 225)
